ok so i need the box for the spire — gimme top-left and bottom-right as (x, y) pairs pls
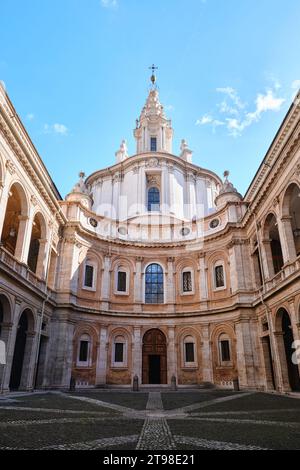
(134, 66), (173, 155)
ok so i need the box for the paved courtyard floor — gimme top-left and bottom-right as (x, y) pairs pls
(0, 389), (300, 450)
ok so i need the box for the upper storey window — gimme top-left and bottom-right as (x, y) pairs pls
(150, 137), (157, 152)
(148, 187), (160, 212)
(145, 263), (164, 304)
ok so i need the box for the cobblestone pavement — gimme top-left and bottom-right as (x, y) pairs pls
(0, 390), (299, 450)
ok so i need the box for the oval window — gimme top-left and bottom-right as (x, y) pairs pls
(209, 218), (220, 229)
(89, 217), (98, 228)
(118, 226), (128, 236)
(181, 227), (190, 236)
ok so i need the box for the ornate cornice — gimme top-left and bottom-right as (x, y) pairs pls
(0, 100), (65, 224)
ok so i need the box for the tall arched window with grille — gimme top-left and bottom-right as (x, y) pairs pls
(147, 187), (160, 212)
(145, 263), (164, 304)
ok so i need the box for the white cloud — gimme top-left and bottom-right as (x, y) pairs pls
(196, 115), (224, 132)
(227, 90), (285, 137)
(197, 87), (285, 137)
(53, 123), (68, 135)
(196, 115), (213, 125)
(218, 100), (239, 116)
(44, 123), (68, 136)
(26, 113), (34, 121)
(216, 87), (245, 110)
(101, 0), (117, 8)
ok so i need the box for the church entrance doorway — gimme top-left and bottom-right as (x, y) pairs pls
(142, 329), (167, 384)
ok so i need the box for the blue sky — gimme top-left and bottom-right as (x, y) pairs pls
(1, 0), (300, 197)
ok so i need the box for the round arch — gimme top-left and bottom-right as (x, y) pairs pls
(142, 328), (167, 384)
(9, 308), (35, 391)
(275, 307), (300, 391)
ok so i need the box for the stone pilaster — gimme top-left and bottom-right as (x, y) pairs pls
(134, 257), (143, 305)
(201, 324), (213, 383)
(235, 316), (256, 389)
(167, 326), (176, 383)
(132, 327), (142, 384)
(1, 297), (22, 393)
(101, 255), (111, 301)
(96, 326), (108, 386)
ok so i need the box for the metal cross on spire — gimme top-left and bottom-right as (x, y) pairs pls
(149, 64), (158, 86)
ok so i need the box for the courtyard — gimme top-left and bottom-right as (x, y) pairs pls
(0, 389), (300, 450)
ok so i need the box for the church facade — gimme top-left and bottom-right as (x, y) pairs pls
(0, 78), (300, 394)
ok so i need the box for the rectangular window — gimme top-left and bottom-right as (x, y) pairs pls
(150, 137), (157, 152)
(182, 271), (192, 292)
(185, 343), (195, 363)
(84, 264), (94, 288)
(220, 340), (231, 362)
(79, 341), (89, 362)
(215, 265), (225, 288)
(114, 343), (124, 363)
(117, 271), (127, 292)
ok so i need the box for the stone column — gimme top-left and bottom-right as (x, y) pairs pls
(112, 174), (121, 220)
(101, 255), (111, 301)
(273, 331), (291, 392)
(0, 322), (10, 391)
(20, 331), (37, 391)
(288, 300), (300, 377)
(261, 238), (275, 279)
(24, 310), (43, 391)
(168, 165), (175, 214)
(132, 327), (142, 384)
(185, 173), (196, 220)
(46, 315), (75, 389)
(134, 257), (143, 305)
(166, 257), (175, 304)
(279, 216), (297, 263)
(167, 326), (176, 384)
(96, 326), (108, 386)
(201, 324), (213, 383)
(14, 215), (31, 262)
(235, 317), (256, 389)
(35, 239), (48, 279)
(198, 254), (208, 301)
(138, 165), (146, 214)
(162, 162), (170, 213)
(1, 298), (22, 393)
(0, 185), (10, 240)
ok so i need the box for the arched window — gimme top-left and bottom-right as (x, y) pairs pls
(264, 213), (284, 276)
(83, 260), (97, 290)
(214, 262), (225, 289)
(183, 336), (196, 366)
(77, 334), (91, 367)
(181, 268), (194, 294)
(115, 266), (129, 295)
(148, 187), (160, 212)
(112, 335), (127, 367)
(145, 263), (164, 304)
(218, 333), (231, 365)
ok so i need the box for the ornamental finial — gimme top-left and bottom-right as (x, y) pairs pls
(149, 64), (158, 87)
